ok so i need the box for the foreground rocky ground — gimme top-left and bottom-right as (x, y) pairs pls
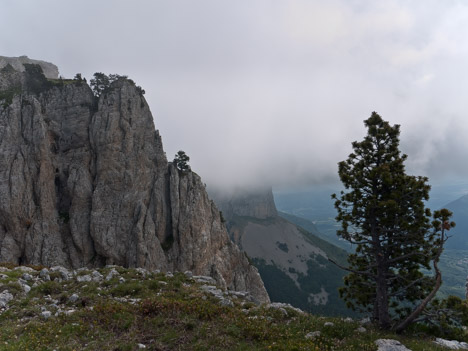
(0, 264), (465, 350)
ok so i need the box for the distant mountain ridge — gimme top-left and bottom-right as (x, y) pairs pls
(442, 194), (468, 250)
(212, 187), (353, 316)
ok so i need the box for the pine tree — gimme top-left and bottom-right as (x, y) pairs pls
(173, 150), (191, 172)
(332, 112), (454, 331)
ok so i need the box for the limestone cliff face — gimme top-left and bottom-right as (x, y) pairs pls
(213, 187), (278, 220)
(0, 63), (269, 303)
(0, 55), (59, 79)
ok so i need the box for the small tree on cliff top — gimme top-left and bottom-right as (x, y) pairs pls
(174, 150), (191, 172)
(332, 112), (454, 332)
(90, 72), (145, 97)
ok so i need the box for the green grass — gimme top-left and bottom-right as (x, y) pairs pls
(0, 264), (464, 350)
(0, 86), (22, 108)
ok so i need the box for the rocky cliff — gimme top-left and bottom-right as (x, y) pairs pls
(0, 55), (59, 79)
(212, 187), (278, 220)
(0, 60), (269, 303)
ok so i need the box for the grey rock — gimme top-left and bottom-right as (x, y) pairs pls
(13, 266), (35, 273)
(324, 322), (334, 327)
(91, 270), (103, 282)
(0, 291), (13, 308)
(201, 285), (223, 297)
(434, 338), (468, 350)
(69, 294), (79, 303)
(200, 284), (234, 307)
(305, 331), (321, 339)
(0, 274), (7, 279)
(375, 339), (412, 351)
(356, 327), (366, 333)
(193, 275), (217, 285)
(184, 270), (193, 278)
(50, 267), (71, 281)
(0, 55), (59, 79)
(135, 267), (148, 277)
(219, 298), (234, 307)
(17, 278), (31, 293)
(268, 302), (305, 315)
(360, 317), (371, 325)
(228, 290), (249, 298)
(106, 268), (119, 281)
(41, 310), (52, 319)
(76, 275), (92, 282)
(277, 307), (288, 316)
(0, 65), (269, 303)
(21, 273), (33, 281)
(39, 268), (50, 281)
(22, 283), (31, 294)
(137, 344), (146, 349)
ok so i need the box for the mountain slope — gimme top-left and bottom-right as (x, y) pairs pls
(278, 211), (352, 252)
(443, 194), (468, 250)
(212, 187), (354, 316)
(432, 194), (468, 299)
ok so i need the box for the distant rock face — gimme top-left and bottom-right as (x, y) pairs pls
(0, 55), (59, 79)
(213, 187), (351, 315)
(212, 187), (278, 219)
(0, 62), (269, 303)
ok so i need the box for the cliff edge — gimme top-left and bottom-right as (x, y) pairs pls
(0, 60), (269, 303)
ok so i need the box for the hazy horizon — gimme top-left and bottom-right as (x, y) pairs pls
(2, 1), (468, 191)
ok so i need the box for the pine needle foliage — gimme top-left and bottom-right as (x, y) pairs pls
(332, 112), (454, 332)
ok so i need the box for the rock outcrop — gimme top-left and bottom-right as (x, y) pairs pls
(0, 61), (269, 303)
(213, 187), (351, 315)
(212, 187), (278, 220)
(0, 55), (59, 79)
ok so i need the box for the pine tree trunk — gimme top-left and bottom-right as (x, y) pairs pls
(371, 207), (391, 329)
(376, 263), (391, 329)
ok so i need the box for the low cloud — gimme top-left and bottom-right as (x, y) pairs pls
(2, 1), (468, 190)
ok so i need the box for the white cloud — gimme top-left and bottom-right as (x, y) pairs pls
(2, 0), (468, 189)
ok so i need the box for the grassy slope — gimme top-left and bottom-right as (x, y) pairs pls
(278, 211), (352, 252)
(0, 264), (456, 351)
(228, 215), (354, 317)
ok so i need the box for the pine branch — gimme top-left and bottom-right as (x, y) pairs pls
(393, 227), (446, 333)
(328, 258), (375, 277)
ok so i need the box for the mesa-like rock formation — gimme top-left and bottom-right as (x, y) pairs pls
(213, 187), (278, 220)
(212, 187), (351, 315)
(0, 55), (59, 79)
(0, 59), (269, 303)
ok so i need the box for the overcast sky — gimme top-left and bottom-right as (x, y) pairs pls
(2, 1), (468, 191)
